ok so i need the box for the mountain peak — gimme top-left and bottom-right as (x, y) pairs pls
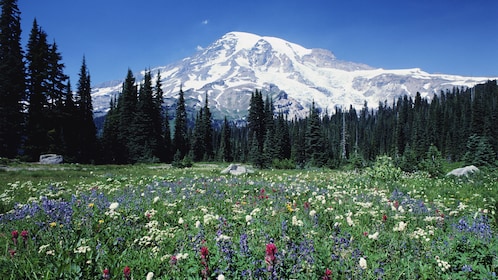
(92, 32), (496, 121)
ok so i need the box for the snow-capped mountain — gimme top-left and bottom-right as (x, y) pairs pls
(92, 31), (495, 121)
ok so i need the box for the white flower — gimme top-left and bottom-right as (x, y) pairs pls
(245, 215), (252, 222)
(359, 257), (368, 269)
(146, 272), (154, 280)
(217, 274), (225, 280)
(393, 221), (408, 232)
(195, 220), (201, 228)
(178, 217), (184, 224)
(153, 196), (160, 204)
(291, 215), (304, 227)
(368, 232), (379, 240)
(109, 202), (119, 211)
(309, 210), (317, 217)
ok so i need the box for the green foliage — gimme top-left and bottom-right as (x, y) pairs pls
(366, 155), (402, 181)
(0, 165), (497, 279)
(272, 158), (295, 169)
(463, 134), (497, 167)
(419, 145), (444, 177)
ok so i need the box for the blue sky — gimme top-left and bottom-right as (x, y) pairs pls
(19, 0), (498, 85)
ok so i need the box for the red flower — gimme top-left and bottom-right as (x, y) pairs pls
(21, 230), (28, 241)
(170, 255), (178, 266)
(200, 246), (209, 258)
(11, 230), (18, 246)
(102, 268), (110, 279)
(322, 268), (333, 280)
(382, 214), (388, 222)
(265, 243), (277, 271)
(265, 243), (277, 255)
(123, 266), (131, 279)
(9, 249), (16, 257)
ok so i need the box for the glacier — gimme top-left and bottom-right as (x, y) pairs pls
(92, 31), (496, 121)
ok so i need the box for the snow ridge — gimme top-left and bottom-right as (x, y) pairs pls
(92, 31), (496, 121)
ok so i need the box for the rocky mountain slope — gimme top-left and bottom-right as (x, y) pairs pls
(92, 31), (495, 121)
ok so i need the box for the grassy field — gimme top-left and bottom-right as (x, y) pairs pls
(0, 161), (497, 279)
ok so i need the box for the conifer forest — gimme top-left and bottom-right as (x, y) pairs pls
(0, 0), (497, 170)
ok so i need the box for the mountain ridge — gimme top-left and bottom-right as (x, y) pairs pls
(92, 31), (496, 120)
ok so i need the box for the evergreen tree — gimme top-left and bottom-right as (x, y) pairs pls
(131, 70), (159, 162)
(24, 19), (50, 160)
(74, 57), (96, 163)
(116, 69), (137, 163)
(191, 109), (206, 161)
(101, 97), (119, 163)
(247, 90), (265, 167)
(152, 71), (166, 161)
(173, 87), (188, 158)
(163, 106), (172, 162)
(0, 0), (24, 158)
(219, 116), (232, 162)
(61, 79), (79, 162)
(202, 93), (213, 160)
(305, 102), (326, 167)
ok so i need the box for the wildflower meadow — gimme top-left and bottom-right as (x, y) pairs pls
(0, 162), (497, 279)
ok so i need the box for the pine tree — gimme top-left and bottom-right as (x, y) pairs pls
(131, 70), (159, 162)
(101, 96), (119, 163)
(24, 19), (50, 160)
(247, 90), (266, 167)
(61, 79), (79, 162)
(163, 106), (172, 162)
(202, 93), (213, 160)
(152, 71), (165, 161)
(219, 116), (232, 162)
(173, 87), (188, 158)
(116, 69), (137, 163)
(0, 0), (24, 158)
(305, 102), (326, 167)
(74, 57), (96, 163)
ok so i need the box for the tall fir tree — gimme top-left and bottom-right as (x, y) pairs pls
(173, 87), (188, 158)
(116, 69), (137, 163)
(219, 116), (232, 162)
(24, 19), (50, 160)
(131, 70), (159, 162)
(0, 0), (24, 158)
(305, 102), (326, 167)
(74, 57), (96, 163)
(152, 71), (166, 161)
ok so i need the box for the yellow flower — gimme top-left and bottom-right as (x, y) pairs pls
(98, 219), (104, 224)
(49, 222), (57, 227)
(286, 202), (294, 212)
(88, 203), (94, 208)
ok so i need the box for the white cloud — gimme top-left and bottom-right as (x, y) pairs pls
(202, 19), (209, 25)
(196, 45), (204, 51)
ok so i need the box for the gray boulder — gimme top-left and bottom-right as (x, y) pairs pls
(446, 165), (479, 177)
(221, 164), (254, 175)
(39, 154), (63, 164)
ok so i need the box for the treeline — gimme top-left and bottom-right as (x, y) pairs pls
(1, 0), (497, 169)
(0, 0), (96, 162)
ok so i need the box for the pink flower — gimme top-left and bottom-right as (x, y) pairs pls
(11, 230), (18, 246)
(322, 268), (332, 280)
(200, 247), (209, 280)
(21, 230), (28, 245)
(102, 268), (110, 279)
(9, 249), (16, 257)
(382, 214), (388, 222)
(170, 255), (178, 266)
(265, 243), (277, 272)
(201, 246), (209, 257)
(123, 266), (131, 279)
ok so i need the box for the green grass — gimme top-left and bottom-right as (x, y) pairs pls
(0, 162), (497, 279)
